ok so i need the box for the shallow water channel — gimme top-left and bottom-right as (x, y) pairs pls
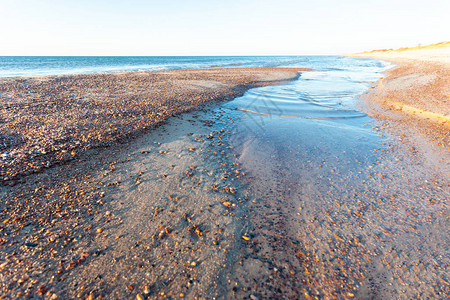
(216, 57), (448, 298)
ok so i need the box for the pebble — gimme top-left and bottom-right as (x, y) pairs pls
(143, 286), (150, 294)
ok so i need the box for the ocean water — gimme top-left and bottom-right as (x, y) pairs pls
(0, 55), (388, 78)
(225, 56), (390, 170)
(0, 56), (307, 77)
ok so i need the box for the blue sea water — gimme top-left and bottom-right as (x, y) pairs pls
(0, 56), (387, 78)
(0, 56), (306, 77)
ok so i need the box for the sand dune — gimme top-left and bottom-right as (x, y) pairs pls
(353, 41), (450, 65)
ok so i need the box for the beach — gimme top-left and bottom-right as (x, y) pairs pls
(0, 57), (448, 299)
(2, 0), (450, 297)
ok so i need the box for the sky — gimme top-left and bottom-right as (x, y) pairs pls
(0, 0), (449, 56)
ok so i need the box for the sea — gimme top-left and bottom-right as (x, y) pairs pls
(0, 56), (387, 78)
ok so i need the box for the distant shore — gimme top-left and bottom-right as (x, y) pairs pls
(353, 41), (450, 65)
(0, 68), (308, 185)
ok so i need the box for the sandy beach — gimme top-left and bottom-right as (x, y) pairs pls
(357, 46), (450, 219)
(2, 0), (450, 297)
(0, 56), (449, 299)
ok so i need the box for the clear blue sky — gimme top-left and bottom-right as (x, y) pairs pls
(0, 0), (449, 55)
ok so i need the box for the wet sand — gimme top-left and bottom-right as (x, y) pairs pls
(227, 108), (449, 299)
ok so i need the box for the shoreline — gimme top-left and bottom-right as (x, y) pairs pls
(0, 67), (309, 185)
(0, 67), (309, 81)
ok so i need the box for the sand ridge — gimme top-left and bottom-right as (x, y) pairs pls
(353, 41), (450, 66)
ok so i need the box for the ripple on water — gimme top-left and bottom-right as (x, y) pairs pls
(224, 86), (367, 120)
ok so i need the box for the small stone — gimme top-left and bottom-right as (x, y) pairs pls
(38, 286), (48, 294)
(143, 286), (150, 294)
